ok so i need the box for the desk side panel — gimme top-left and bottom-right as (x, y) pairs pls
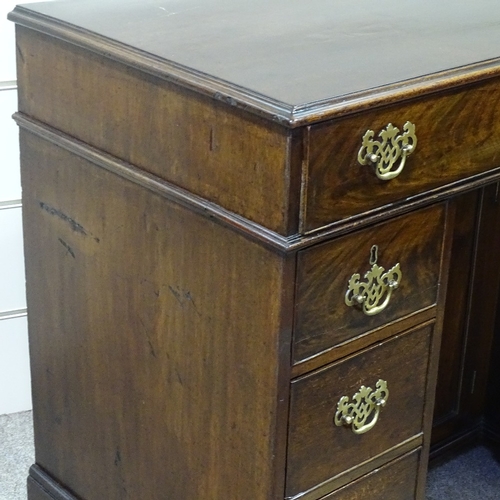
(20, 130), (292, 500)
(15, 26), (297, 235)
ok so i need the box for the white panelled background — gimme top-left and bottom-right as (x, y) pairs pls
(0, 0), (53, 415)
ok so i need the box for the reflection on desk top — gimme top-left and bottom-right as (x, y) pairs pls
(9, 0), (500, 123)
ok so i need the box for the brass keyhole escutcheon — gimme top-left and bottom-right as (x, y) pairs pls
(345, 245), (402, 316)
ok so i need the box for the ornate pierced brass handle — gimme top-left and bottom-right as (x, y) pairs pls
(345, 245), (402, 316)
(358, 121), (417, 180)
(334, 379), (389, 434)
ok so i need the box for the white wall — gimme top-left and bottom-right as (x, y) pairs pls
(0, 0), (53, 415)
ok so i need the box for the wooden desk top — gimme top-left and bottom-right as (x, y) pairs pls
(11, 0), (500, 124)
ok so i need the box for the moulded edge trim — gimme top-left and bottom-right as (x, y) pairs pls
(14, 113), (296, 253)
(7, 7), (294, 126)
(14, 114), (500, 253)
(8, 6), (500, 128)
(28, 465), (79, 500)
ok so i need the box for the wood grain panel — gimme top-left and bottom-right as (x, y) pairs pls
(432, 185), (500, 452)
(305, 78), (500, 231)
(432, 192), (478, 433)
(20, 131), (292, 500)
(294, 204), (444, 364)
(15, 26), (297, 235)
(319, 449), (420, 500)
(286, 324), (432, 498)
(458, 185), (500, 426)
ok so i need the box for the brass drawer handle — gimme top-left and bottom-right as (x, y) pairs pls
(357, 121), (417, 180)
(334, 379), (389, 435)
(345, 245), (402, 316)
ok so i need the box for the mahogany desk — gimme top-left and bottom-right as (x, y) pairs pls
(8, 1), (500, 498)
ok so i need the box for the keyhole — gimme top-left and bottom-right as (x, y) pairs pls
(370, 245), (378, 265)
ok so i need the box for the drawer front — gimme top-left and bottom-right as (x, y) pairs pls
(286, 324), (432, 498)
(304, 78), (500, 232)
(294, 204), (445, 364)
(319, 449), (420, 500)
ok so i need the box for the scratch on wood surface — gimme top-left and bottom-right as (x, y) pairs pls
(175, 368), (184, 385)
(148, 340), (157, 358)
(39, 201), (100, 242)
(58, 238), (76, 259)
(168, 285), (201, 316)
(16, 44), (25, 64)
(168, 285), (184, 306)
(138, 317), (158, 358)
(184, 291), (201, 316)
(159, 7), (177, 16)
(159, 5), (200, 15)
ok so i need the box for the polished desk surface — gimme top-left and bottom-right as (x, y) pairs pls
(13, 0), (500, 123)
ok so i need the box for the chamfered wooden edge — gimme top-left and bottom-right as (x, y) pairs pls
(8, 6), (293, 125)
(8, 5), (500, 128)
(14, 112), (294, 253)
(14, 113), (500, 254)
(414, 199), (456, 499)
(28, 465), (78, 500)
